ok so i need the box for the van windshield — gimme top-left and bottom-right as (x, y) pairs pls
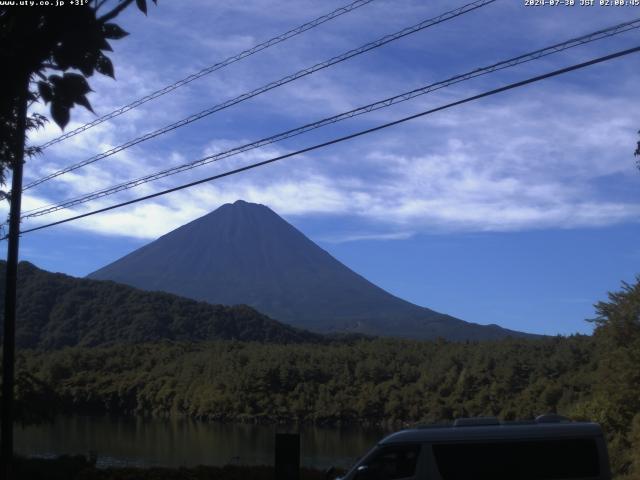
(433, 438), (599, 480)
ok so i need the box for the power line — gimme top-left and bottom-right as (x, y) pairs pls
(23, 0), (497, 191)
(20, 18), (640, 219)
(35, 0), (377, 151)
(13, 45), (640, 239)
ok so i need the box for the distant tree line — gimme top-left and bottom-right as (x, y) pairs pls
(15, 336), (594, 424)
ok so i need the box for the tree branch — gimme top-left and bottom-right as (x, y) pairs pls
(97, 0), (135, 23)
(95, 0), (110, 12)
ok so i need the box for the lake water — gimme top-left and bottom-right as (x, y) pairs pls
(15, 415), (387, 470)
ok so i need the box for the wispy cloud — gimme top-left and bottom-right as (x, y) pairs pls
(9, 0), (638, 242)
(320, 231), (415, 243)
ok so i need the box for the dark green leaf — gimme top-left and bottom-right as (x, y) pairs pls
(100, 38), (113, 52)
(52, 38), (92, 71)
(62, 73), (92, 96)
(50, 75), (77, 108)
(136, 0), (147, 14)
(102, 23), (129, 40)
(77, 51), (98, 77)
(51, 102), (70, 129)
(52, 49), (72, 71)
(75, 95), (95, 114)
(26, 113), (48, 131)
(38, 82), (53, 104)
(48, 75), (63, 87)
(95, 53), (114, 78)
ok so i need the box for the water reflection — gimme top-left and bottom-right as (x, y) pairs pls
(15, 415), (385, 469)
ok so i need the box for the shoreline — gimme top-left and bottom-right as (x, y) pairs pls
(14, 455), (347, 480)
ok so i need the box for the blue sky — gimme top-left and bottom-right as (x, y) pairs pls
(5, 0), (640, 335)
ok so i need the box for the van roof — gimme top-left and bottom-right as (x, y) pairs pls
(379, 420), (603, 445)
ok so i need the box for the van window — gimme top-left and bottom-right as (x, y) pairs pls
(433, 438), (599, 480)
(358, 444), (420, 480)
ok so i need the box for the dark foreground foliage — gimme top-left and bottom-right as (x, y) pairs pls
(14, 455), (337, 480)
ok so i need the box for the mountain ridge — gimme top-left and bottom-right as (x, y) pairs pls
(88, 200), (536, 340)
(0, 260), (325, 349)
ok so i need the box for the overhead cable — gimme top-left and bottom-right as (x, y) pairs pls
(21, 18), (640, 219)
(35, 0), (377, 151)
(23, 0), (497, 191)
(13, 44), (640, 238)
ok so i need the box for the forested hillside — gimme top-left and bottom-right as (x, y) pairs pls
(19, 337), (595, 424)
(0, 261), (324, 348)
(14, 327), (639, 477)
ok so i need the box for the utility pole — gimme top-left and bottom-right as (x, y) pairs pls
(1, 77), (28, 480)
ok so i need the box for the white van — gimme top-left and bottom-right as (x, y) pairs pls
(338, 415), (611, 480)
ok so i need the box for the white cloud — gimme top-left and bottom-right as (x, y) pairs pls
(10, 1), (639, 243)
(321, 231), (415, 243)
(20, 81), (640, 239)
